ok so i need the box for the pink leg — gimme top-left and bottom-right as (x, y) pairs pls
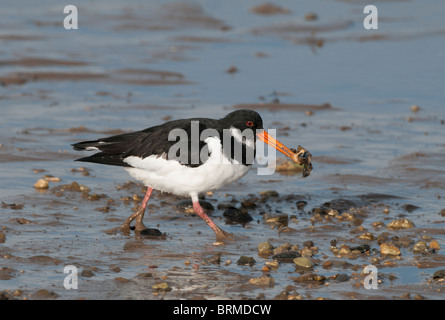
(120, 187), (153, 233)
(193, 200), (231, 241)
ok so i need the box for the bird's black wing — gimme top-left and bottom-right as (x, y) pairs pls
(72, 118), (220, 168)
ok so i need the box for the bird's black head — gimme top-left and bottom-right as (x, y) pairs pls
(220, 109), (264, 132)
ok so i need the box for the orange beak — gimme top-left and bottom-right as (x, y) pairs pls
(256, 130), (295, 159)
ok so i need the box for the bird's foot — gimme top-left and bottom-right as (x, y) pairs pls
(214, 226), (234, 242)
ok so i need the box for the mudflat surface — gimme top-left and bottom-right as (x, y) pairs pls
(1, 1), (444, 300)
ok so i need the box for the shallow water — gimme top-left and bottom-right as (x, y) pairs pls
(1, 0), (445, 300)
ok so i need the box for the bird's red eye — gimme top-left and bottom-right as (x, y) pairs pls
(246, 121), (253, 127)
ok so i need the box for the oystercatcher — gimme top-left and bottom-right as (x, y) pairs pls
(72, 109), (302, 241)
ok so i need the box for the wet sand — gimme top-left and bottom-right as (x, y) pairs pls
(1, 1), (445, 300)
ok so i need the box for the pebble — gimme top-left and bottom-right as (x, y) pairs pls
(237, 256), (256, 266)
(258, 241), (274, 255)
(301, 247), (313, 257)
(338, 245), (351, 256)
(139, 228), (163, 238)
(432, 270), (445, 280)
(429, 240), (440, 250)
(335, 273), (350, 282)
(273, 243), (293, 255)
(263, 214), (288, 225)
(31, 289), (59, 299)
(248, 275), (275, 287)
(34, 179), (49, 189)
(0, 232), (5, 244)
(259, 190), (279, 199)
(410, 105), (421, 113)
(413, 241), (427, 253)
(272, 251), (301, 262)
(350, 244), (371, 253)
(358, 232), (375, 241)
(387, 218), (415, 229)
(43, 175), (61, 183)
(175, 200), (214, 214)
(380, 243), (401, 256)
(17, 218), (31, 225)
(304, 13), (318, 21)
(223, 206), (253, 224)
(152, 282), (171, 292)
(291, 273), (325, 284)
(293, 257), (314, 269)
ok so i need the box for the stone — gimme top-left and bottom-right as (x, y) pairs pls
(387, 218), (415, 229)
(413, 241), (427, 253)
(248, 276), (275, 286)
(258, 242), (274, 255)
(223, 207), (253, 224)
(237, 256), (255, 266)
(432, 270), (445, 280)
(272, 251), (301, 262)
(34, 179), (49, 189)
(429, 240), (440, 250)
(293, 257), (314, 269)
(152, 282), (171, 292)
(380, 243), (401, 256)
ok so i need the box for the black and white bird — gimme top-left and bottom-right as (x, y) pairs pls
(72, 109), (299, 241)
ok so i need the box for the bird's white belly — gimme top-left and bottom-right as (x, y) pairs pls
(124, 158), (249, 197)
(123, 136), (251, 197)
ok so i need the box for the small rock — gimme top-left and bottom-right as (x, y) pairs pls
(31, 289), (58, 299)
(263, 213), (288, 225)
(43, 175), (61, 183)
(226, 65), (238, 74)
(439, 209), (445, 217)
(358, 232), (375, 241)
(293, 257), (314, 269)
(304, 13), (318, 21)
(139, 228), (163, 238)
(413, 241), (427, 253)
(429, 240), (440, 250)
(223, 207), (253, 224)
(16, 218), (31, 225)
(136, 272), (153, 279)
(114, 277), (130, 283)
(301, 247), (313, 257)
(0, 232), (6, 243)
(335, 273), (350, 282)
(80, 269), (95, 277)
(152, 282), (171, 292)
(350, 244), (371, 253)
(248, 275), (275, 286)
(260, 190), (279, 199)
(338, 245), (351, 256)
(258, 242), (274, 255)
(402, 204), (420, 212)
(34, 179), (49, 189)
(175, 200), (214, 214)
(432, 270), (445, 280)
(272, 251), (301, 262)
(380, 243), (401, 256)
(410, 105), (421, 113)
(387, 218), (415, 230)
(250, 3), (290, 15)
(237, 256), (255, 266)
(266, 260), (280, 269)
(272, 243), (293, 255)
(292, 273), (325, 284)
